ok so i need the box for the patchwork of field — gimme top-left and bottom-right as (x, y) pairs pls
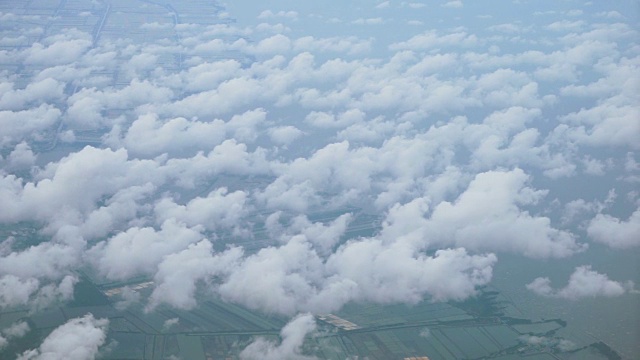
(0, 276), (619, 359)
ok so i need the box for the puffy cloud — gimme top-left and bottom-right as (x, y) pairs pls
(390, 30), (478, 50)
(422, 169), (584, 258)
(143, 205), (496, 315)
(0, 233), (83, 279)
(162, 318), (179, 330)
(1, 0), (638, 329)
(147, 240), (243, 310)
(258, 10), (299, 20)
(88, 219), (203, 281)
(352, 18), (384, 25)
(24, 35), (92, 66)
(0, 146), (162, 229)
(65, 79), (173, 129)
(269, 125), (304, 145)
(214, 232), (496, 315)
(442, 0), (463, 8)
(375, 1), (390, 9)
(0, 104), (61, 147)
(154, 187), (248, 232)
(587, 209), (640, 248)
(0, 321), (30, 350)
(0, 276), (39, 309)
(17, 314), (109, 360)
(0, 275), (77, 311)
(526, 266), (633, 300)
(240, 313), (316, 360)
(0, 78), (64, 111)
(2, 321), (30, 339)
(6, 142), (37, 170)
(115, 108), (265, 158)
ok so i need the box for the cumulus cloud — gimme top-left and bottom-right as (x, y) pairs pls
(240, 313), (316, 360)
(6, 141), (37, 169)
(0, 274), (76, 312)
(0, 104), (61, 147)
(88, 219), (204, 281)
(422, 169), (584, 258)
(2, 321), (30, 339)
(143, 206), (496, 315)
(17, 314), (109, 360)
(442, 0), (463, 8)
(0, 320), (29, 350)
(1, 0), (638, 336)
(390, 30), (478, 50)
(269, 125), (304, 145)
(519, 335), (577, 352)
(587, 209), (640, 248)
(147, 240), (243, 311)
(526, 266), (634, 300)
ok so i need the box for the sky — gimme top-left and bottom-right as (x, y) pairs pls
(0, 0), (639, 358)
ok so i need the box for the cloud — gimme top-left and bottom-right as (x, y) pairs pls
(147, 240), (243, 310)
(352, 18), (384, 25)
(2, 321), (30, 339)
(421, 169), (584, 258)
(0, 104), (61, 147)
(17, 314), (109, 360)
(0, 0), (638, 335)
(240, 313), (316, 360)
(88, 219), (204, 281)
(24, 34), (92, 66)
(154, 187), (248, 232)
(442, 0), (463, 8)
(162, 318), (179, 330)
(519, 335), (577, 352)
(0, 146), (162, 229)
(526, 266), (633, 300)
(587, 209), (640, 248)
(6, 141), (37, 170)
(0, 78), (64, 111)
(390, 30), (478, 50)
(258, 10), (299, 20)
(269, 125), (304, 145)
(117, 109), (266, 158)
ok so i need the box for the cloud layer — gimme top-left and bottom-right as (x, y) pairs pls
(0, 1), (638, 355)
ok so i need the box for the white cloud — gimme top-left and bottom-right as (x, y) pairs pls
(527, 266), (633, 300)
(24, 35), (92, 66)
(117, 109), (265, 158)
(7, 141), (37, 169)
(390, 30), (478, 50)
(0, 0), (638, 329)
(154, 187), (248, 232)
(0, 104), (61, 147)
(442, 0), (463, 8)
(2, 321), (30, 339)
(240, 313), (316, 360)
(587, 209), (640, 248)
(547, 20), (585, 32)
(17, 314), (109, 360)
(88, 219), (204, 281)
(162, 317), (179, 330)
(258, 10), (299, 20)
(422, 169), (584, 258)
(148, 240), (243, 310)
(352, 18), (384, 25)
(0, 78), (64, 111)
(269, 125), (304, 145)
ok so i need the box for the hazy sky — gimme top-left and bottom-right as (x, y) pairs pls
(0, 0), (639, 358)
